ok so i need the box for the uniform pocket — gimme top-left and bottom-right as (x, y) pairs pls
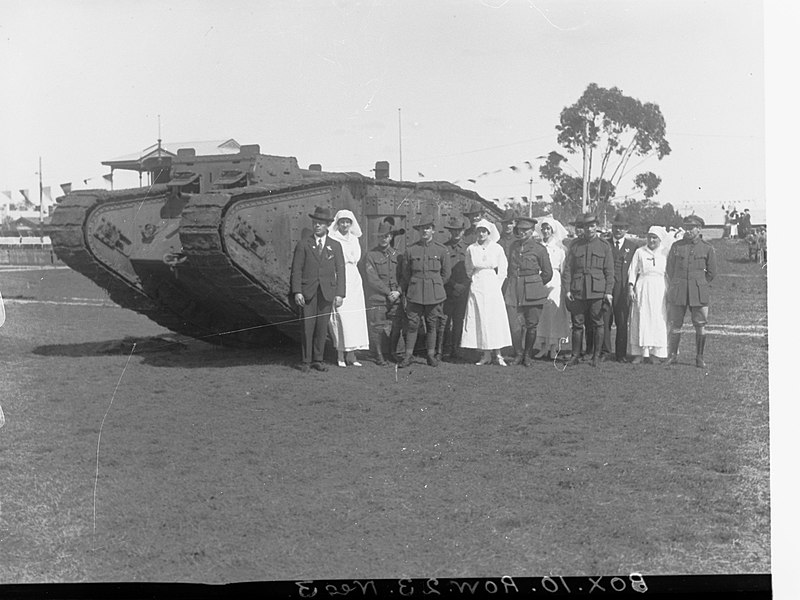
(591, 274), (606, 293)
(696, 280), (709, 304)
(591, 251), (605, 269)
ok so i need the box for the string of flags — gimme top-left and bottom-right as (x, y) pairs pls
(451, 158), (539, 186)
(2, 172), (114, 210)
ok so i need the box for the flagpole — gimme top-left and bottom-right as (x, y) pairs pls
(398, 108), (403, 181)
(38, 156), (44, 244)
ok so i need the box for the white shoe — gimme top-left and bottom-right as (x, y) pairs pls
(351, 361), (363, 367)
(337, 360), (347, 368)
(496, 356), (508, 367)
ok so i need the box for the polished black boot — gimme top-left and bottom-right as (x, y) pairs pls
(695, 332), (707, 369)
(514, 328), (528, 365)
(665, 332), (681, 366)
(398, 329), (418, 368)
(590, 327), (604, 367)
(566, 329), (584, 367)
(522, 330), (537, 367)
(426, 328), (439, 367)
(435, 318), (447, 361)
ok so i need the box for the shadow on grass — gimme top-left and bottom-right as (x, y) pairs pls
(32, 335), (299, 368)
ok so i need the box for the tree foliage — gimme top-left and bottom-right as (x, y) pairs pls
(540, 83), (671, 212)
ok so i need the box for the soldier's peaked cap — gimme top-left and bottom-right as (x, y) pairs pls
(683, 214), (705, 227)
(444, 216), (466, 230)
(515, 216), (537, 229)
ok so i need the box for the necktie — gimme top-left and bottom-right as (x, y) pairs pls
(317, 237), (323, 254)
(617, 240), (622, 251)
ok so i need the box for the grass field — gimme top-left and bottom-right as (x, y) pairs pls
(0, 237), (769, 583)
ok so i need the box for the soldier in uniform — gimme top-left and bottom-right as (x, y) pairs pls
(440, 216), (470, 361)
(562, 213), (614, 367)
(462, 201), (487, 245)
(497, 208), (517, 255)
(398, 213), (452, 368)
(497, 208), (521, 358)
(665, 214), (718, 368)
(601, 212), (639, 362)
(363, 221), (404, 365)
(504, 217), (553, 366)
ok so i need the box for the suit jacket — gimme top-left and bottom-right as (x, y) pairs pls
(608, 237), (639, 299)
(290, 234), (346, 302)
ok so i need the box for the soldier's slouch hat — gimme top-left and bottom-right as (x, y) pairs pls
(462, 201), (486, 217)
(569, 212), (598, 226)
(412, 213), (437, 230)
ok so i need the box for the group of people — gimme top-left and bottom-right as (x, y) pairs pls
(723, 207), (752, 239)
(289, 203), (718, 373)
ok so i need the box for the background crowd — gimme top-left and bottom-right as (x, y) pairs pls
(289, 203), (718, 373)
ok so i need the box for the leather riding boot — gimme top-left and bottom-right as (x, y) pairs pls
(514, 328), (528, 365)
(590, 327), (604, 367)
(426, 328), (439, 367)
(665, 332), (681, 366)
(566, 329), (583, 367)
(389, 321), (402, 362)
(695, 332), (707, 369)
(399, 329), (418, 368)
(368, 327), (385, 365)
(522, 330), (537, 366)
(435, 318), (447, 360)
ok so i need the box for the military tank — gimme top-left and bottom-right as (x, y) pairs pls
(49, 144), (501, 347)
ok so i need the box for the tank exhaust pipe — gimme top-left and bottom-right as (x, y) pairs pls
(375, 161), (390, 180)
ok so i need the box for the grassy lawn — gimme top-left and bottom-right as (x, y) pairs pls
(0, 238), (769, 582)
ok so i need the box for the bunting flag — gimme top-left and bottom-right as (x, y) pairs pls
(83, 178), (90, 184)
(2, 190), (12, 201)
(42, 186), (52, 203)
(60, 182), (72, 195)
(19, 189), (30, 203)
(509, 166), (518, 171)
(417, 171), (425, 178)
(102, 173), (113, 182)
(524, 161), (533, 169)
(467, 179), (476, 183)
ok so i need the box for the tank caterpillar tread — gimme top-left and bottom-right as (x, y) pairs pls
(49, 144), (501, 347)
(48, 188), (243, 344)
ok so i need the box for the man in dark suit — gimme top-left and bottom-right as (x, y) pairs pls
(601, 212), (639, 362)
(290, 206), (346, 372)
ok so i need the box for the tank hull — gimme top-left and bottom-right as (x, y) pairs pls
(50, 152), (500, 347)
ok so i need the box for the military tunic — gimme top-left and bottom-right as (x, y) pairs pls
(562, 234), (614, 333)
(364, 244), (404, 354)
(402, 239), (452, 335)
(562, 236), (615, 299)
(666, 236), (717, 307)
(505, 237), (553, 307)
(504, 237), (553, 330)
(666, 235), (717, 331)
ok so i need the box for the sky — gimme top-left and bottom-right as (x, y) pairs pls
(0, 0), (766, 225)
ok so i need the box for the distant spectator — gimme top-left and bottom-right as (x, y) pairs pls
(739, 208), (752, 239)
(729, 209), (739, 239)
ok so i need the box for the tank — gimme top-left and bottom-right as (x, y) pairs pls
(49, 144), (502, 347)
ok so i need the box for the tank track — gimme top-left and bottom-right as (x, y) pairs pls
(48, 188), (238, 344)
